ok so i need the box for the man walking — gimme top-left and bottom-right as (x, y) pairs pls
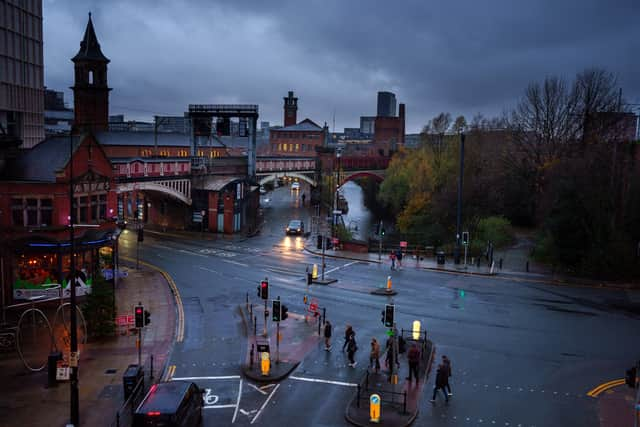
(406, 343), (420, 383)
(389, 252), (396, 270)
(430, 364), (449, 403)
(324, 321), (332, 351)
(369, 338), (381, 373)
(442, 355), (452, 395)
(396, 248), (403, 268)
(347, 332), (358, 367)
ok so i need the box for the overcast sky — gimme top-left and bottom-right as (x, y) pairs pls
(43, 0), (639, 133)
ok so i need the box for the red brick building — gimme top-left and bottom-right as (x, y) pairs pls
(373, 103), (405, 156)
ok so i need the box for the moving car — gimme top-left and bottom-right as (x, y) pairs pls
(286, 219), (304, 235)
(291, 181), (300, 190)
(134, 381), (203, 427)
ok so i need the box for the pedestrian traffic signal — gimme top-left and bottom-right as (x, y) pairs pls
(134, 305), (144, 328)
(383, 304), (395, 328)
(381, 228), (385, 236)
(144, 309), (151, 326)
(281, 304), (288, 320)
(272, 300), (281, 322)
(625, 367), (637, 388)
(258, 279), (269, 299)
(462, 231), (469, 245)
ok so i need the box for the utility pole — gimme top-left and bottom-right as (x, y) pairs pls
(68, 126), (80, 426)
(378, 220), (383, 261)
(321, 235), (326, 281)
(454, 132), (465, 264)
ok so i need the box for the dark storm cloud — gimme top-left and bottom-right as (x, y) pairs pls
(44, 0), (640, 132)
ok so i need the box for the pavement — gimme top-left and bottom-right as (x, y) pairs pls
(239, 302), (321, 382)
(0, 260), (177, 427)
(345, 339), (435, 427)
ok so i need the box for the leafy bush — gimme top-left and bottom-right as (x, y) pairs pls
(476, 216), (513, 248)
(82, 276), (115, 339)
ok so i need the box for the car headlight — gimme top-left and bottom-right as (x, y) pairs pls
(297, 228), (300, 232)
(286, 227), (290, 231)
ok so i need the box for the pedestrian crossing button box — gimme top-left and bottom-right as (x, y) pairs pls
(123, 364), (144, 401)
(256, 343), (270, 353)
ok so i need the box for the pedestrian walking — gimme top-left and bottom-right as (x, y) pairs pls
(396, 248), (403, 268)
(324, 321), (332, 351)
(430, 364), (449, 403)
(342, 324), (353, 352)
(442, 355), (452, 396)
(406, 343), (420, 383)
(389, 252), (396, 270)
(347, 332), (358, 367)
(384, 337), (400, 371)
(369, 338), (381, 373)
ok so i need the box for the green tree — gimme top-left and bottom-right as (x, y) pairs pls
(82, 276), (115, 339)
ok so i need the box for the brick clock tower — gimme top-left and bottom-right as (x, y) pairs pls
(71, 13), (111, 132)
(283, 91), (298, 127)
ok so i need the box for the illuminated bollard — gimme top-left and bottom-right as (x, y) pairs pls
(261, 352), (270, 376)
(312, 264), (318, 279)
(370, 394), (381, 423)
(386, 276), (392, 290)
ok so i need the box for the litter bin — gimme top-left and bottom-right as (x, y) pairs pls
(123, 364), (144, 401)
(436, 251), (446, 265)
(47, 351), (62, 387)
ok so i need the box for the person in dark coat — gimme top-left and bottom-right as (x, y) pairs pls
(324, 321), (332, 351)
(342, 325), (353, 351)
(442, 355), (452, 395)
(406, 343), (420, 383)
(430, 364), (449, 403)
(346, 332), (358, 367)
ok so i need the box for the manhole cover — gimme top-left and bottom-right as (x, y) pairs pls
(105, 368), (117, 374)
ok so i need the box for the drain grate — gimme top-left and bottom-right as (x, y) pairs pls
(104, 368), (117, 375)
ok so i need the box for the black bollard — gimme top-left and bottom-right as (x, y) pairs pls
(526, 261), (529, 272)
(499, 258), (503, 270)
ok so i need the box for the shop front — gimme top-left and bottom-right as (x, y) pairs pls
(1, 227), (119, 303)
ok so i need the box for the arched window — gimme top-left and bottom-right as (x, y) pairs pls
(89, 70), (94, 84)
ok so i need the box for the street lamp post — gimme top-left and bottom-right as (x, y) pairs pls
(68, 127), (80, 426)
(453, 133), (465, 264)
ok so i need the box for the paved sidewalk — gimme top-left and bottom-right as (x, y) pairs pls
(0, 263), (176, 427)
(240, 303), (321, 382)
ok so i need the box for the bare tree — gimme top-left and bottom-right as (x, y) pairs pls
(452, 115), (467, 133)
(431, 112), (452, 134)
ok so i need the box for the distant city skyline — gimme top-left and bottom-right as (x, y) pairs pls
(43, 0), (640, 133)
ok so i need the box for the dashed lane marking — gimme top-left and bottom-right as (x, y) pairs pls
(222, 259), (249, 267)
(179, 249), (208, 258)
(325, 260), (361, 274)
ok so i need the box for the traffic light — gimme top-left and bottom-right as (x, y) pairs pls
(272, 300), (281, 322)
(258, 279), (269, 299)
(281, 304), (288, 320)
(462, 231), (469, 245)
(381, 228), (386, 236)
(375, 222), (380, 235)
(383, 304), (395, 328)
(134, 305), (144, 328)
(625, 367), (637, 388)
(144, 309), (151, 326)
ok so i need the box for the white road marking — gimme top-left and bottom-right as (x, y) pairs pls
(240, 409), (258, 416)
(259, 384), (276, 391)
(203, 389), (219, 405)
(325, 260), (360, 274)
(204, 404), (236, 409)
(179, 249), (208, 258)
(289, 376), (358, 387)
(251, 383), (280, 424)
(247, 382), (268, 395)
(223, 259), (249, 267)
(172, 375), (241, 380)
(198, 266), (220, 274)
(232, 379), (243, 423)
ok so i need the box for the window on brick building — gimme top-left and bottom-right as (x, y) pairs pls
(295, 144), (299, 151)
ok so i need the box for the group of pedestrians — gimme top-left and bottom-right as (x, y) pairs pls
(390, 248), (403, 270)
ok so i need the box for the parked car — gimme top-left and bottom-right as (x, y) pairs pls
(286, 219), (304, 235)
(133, 381), (203, 427)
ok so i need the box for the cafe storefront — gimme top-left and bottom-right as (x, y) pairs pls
(1, 226), (119, 304)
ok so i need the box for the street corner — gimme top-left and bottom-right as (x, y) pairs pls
(593, 384), (637, 427)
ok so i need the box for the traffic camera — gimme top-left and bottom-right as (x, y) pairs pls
(134, 305), (144, 328)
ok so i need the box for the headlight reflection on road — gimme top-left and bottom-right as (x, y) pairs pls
(294, 236), (303, 250)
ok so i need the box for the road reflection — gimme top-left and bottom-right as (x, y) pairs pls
(281, 236), (304, 251)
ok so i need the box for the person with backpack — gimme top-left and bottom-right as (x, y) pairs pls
(324, 321), (332, 351)
(347, 332), (358, 367)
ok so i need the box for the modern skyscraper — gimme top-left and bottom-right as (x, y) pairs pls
(0, 0), (45, 149)
(376, 91), (397, 117)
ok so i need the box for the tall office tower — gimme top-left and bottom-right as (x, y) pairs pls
(0, 0), (45, 149)
(376, 91), (396, 117)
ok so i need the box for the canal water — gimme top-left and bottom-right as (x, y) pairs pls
(340, 181), (376, 241)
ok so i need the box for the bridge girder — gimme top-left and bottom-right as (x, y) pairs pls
(116, 181), (192, 205)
